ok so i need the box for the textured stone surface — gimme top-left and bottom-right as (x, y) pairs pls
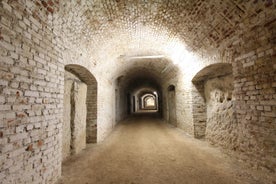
(72, 80), (87, 155)
(65, 65), (97, 143)
(232, 36), (276, 172)
(205, 75), (236, 149)
(63, 71), (87, 161)
(63, 72), (72, 161)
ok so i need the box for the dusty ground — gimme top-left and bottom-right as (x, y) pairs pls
(59, 116), (271, 184)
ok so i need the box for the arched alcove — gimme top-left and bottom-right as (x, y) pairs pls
(192, 63), (234, 140)
(63, 64), (98, 163)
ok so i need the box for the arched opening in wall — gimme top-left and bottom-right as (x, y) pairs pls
(131, 88), (161, 116)
(192, 63), (233, 140)
(113, 58), (179, 121)
(63, 64), (97, 162)
(167, 85), (177, 126)
(142, 94), (158, 110)
(116, 69), (163, 120)
(144, 96), (155, 107)
(136, 91), (159, 112)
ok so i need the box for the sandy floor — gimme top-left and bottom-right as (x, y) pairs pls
(59, 116), (268, 184)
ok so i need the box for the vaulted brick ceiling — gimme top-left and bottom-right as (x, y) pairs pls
(53, 0), (274, 50)
(30, 0), (275, 79)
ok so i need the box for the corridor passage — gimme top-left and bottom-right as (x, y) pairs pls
(59, 116), (257, 184)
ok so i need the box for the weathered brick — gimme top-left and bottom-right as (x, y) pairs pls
(264, 106), (271, 111)
(26, 124), (33, 131)
(0, 96), (5, 104)
(0, 0), (275, 183)
(12, 105), (31, 111)
(24, 91), (39, 97)
(0, 40), (15, 51)
(0, 105), (11, 111)
(15, 125), (25, 133)
(2, 2), (12, 12)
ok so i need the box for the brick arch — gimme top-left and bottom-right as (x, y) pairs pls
(191, 63), (233, 139)
(142, 94), (157, 110)
(128, 87), (160, 114)
(65, 64), (98, 143)
(138, 90), (158, 111)
(65, 64), (97, 85)
(192, 63), (233, 82)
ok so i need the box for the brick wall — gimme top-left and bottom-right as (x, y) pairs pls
(232, 24), (276, 171)
(191, 81), (206, 138)
(86, 84), (97, 143)
(204, 74), (236, 149)
(0, 0), (275, 183)
(0, 1), (62, 183)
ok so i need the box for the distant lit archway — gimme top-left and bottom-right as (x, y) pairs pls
(140, 93), (158, 110)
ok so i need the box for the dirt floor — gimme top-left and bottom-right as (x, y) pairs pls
(59, 116), (272, 184)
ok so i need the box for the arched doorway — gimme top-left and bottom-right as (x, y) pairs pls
(63, 64), (97, 161)
(192, 63), (233, 140)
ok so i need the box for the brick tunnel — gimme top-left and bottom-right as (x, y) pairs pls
(0, 1), (275, 184)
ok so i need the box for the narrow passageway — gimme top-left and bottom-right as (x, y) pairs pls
(59, 116), (253, 184)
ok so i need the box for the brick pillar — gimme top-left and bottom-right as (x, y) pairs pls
(192, 81), (207, 139)
(86, 84), (97, 143)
